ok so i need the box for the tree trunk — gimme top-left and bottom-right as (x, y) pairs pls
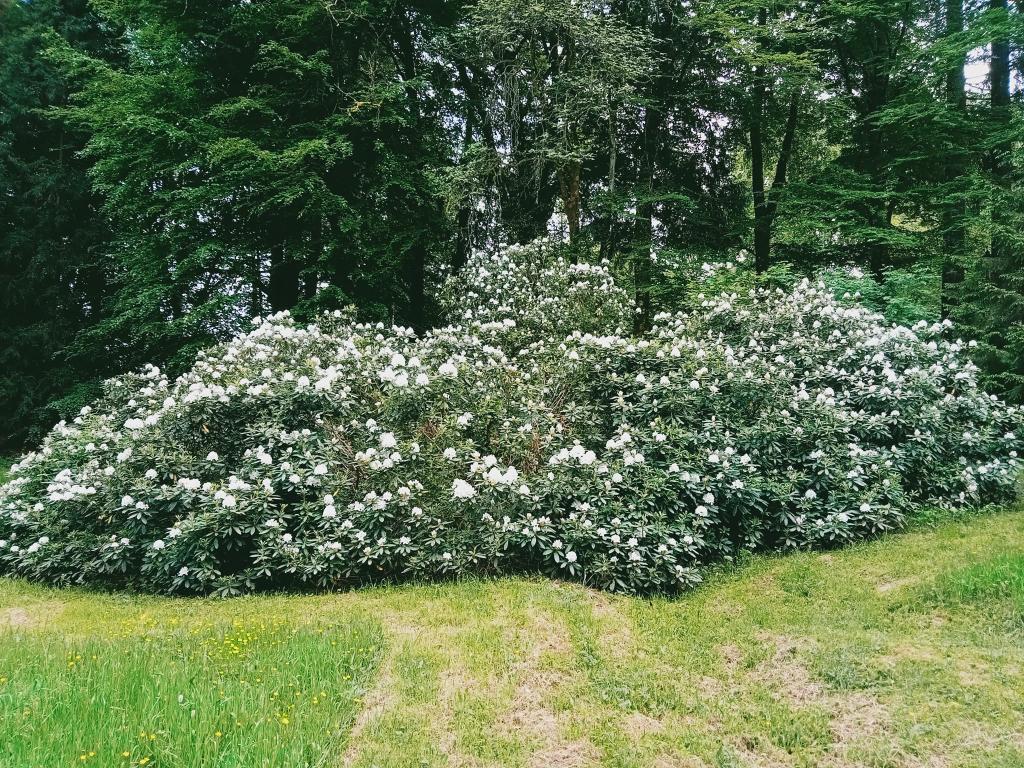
(940, 0), (967, 318)
(404, 243), (426, 332)
(750, 7), (770, 273)
(559, 160), (582, 245)
(268, 241), (300, 312)
(600, 102), (619, 264)
(453, 99), (476, 274)
(633, 102), (662, 334)
(989, 0), (1011, 273)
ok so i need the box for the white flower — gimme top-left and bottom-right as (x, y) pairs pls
(206, 451), (219, 461)
(438, 361), (458, 377)
(313, 463), (328, 476)
(222, 494), (236, 508)
(443, 447), (458, 460)
(452, 479), (477, 499)
(379, 432), (397, 449)
(565, 551), (577, 563)
(152, 540), (166, 550)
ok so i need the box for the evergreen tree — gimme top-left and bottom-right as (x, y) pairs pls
(56, 0), (450, 378)
(0, 0), (120, 449)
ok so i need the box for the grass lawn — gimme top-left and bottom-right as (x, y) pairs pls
(0, 482), (1022, 767)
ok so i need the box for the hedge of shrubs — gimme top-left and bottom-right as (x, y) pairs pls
(1, 243), (1020, 595)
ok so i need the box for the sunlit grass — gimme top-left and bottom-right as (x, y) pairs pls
(0, 610), (382, 768)
(0, 508), (1022, 767)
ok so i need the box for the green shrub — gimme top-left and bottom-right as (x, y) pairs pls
(1, 244), (1020, 595)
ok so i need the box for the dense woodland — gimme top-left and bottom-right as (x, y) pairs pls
(1, 0), (1022, 450)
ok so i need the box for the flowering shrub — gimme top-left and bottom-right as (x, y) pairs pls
(1, 246), (1020, 595)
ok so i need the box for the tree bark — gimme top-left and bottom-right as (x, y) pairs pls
(452, 92), (476, 274)
(268, 241), (300, 312)
(750, 8), (799, 276)
(633, 90), (664, 333)
(404, 242), (426, 332)
(940, 0), (967, 318)
(989, 0), (1011, 273)
(750, 7), (769, 273)
(600, 102), (619, 263)
(559, 160), (582, 244)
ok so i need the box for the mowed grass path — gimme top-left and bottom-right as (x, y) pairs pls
(0, 509), (1022, 768)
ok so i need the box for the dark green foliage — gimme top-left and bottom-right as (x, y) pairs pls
(0, 0), (120, 450)
(0, 0), (1022, 447)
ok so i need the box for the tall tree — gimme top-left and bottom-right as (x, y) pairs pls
(52, 0), (451, 373)
(0, 0), (120, 449)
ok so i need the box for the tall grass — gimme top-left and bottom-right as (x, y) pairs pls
(0, 616), (383, 767)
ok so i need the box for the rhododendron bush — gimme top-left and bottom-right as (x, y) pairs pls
(1, 242), (1020, 595)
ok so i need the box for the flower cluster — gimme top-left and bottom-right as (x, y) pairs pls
(0, 245), (1020, 595)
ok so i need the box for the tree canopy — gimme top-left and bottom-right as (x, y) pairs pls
(1, 0), (1022, 449)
